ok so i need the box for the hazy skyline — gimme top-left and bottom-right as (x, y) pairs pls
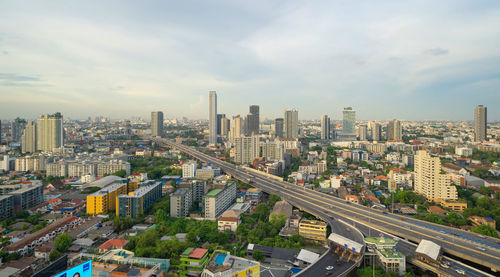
(1, 0), (499, 120)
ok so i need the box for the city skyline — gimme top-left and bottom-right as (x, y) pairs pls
(1, 1), (500, 120)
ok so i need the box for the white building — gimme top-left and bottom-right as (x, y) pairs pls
(455, 147), (473, 157)
(204, 181), (237, 220)
(182, 161), (197, 178)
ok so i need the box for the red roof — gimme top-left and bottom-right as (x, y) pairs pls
(391, 168), (407, 173)
(189, 248), (208, 259)
(98, 239), (129, 250)
(46, 198), (61, 204)
(375, 175), (388, 180)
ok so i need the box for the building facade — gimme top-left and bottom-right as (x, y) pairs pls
(474, 105), (487, 142)
(21, 121), (37, 153)
(36, 113), (63, 152)
(321, 115), (330, 140)
(151, 111), (164, 137)
(414, 151), (457, 201)
(209, 91), (218, 145)
(284, 109), (298, 139)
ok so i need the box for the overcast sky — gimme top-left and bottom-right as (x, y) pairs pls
(1, 0), (499, 121)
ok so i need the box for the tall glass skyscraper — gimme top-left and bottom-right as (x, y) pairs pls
(342, 107), (356, 137)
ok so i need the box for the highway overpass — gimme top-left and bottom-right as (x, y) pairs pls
(161, 139), (499, 275)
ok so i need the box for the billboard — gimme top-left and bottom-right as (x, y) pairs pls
(53, 260), (92, 277)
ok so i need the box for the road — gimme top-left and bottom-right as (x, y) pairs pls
(161, 139), (499, 275)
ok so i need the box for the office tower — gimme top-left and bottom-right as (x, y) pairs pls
(234, 136), (260, 164)
(358, 125), (368, 141)
(221, 116), (230, 137)
(414, 151), (457, 201)
(320, 115), (330, 140)
(387, 119), (402, 140)
(216, 114), (225, 135)
(230, 115), (243, 140)
(209, 91), (217, 145)
(36, 113), (63, 152)
(474, 105), (487, 142)
(274, 118), (284, 138)
(11, 118), (26, 142)
(246, 105), (260, 135)
(151, 111), (164, 137)
(342, 107), (356, 138)
(21, 121), (37, 153)
(368, 122), (381, 141)
(284, 109), (298, 139)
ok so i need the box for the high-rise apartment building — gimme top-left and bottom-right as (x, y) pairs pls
(36, 113), (63, 152)
(234, 136), (260, 164)
(246, 105), (260, 135)
(474, 105), (487, 142)
(414, 151), (457, 201)
(230, 115), (243, 140)
(368, 122), (382, 141)
(11, 118), (26, 142)
(86, 182), (128, 215)
(216, 114), (225, 135)
(117, 182), (162, 218)
(387, 119), (402, 140)
(342, 107), (356, 139)
(358, 125), (368, 141)
(182, 160), (197, 178)
(320, 115), (330, 140)
(274, 118), (284, 138)
(209, 91), (217, 145)
(220, 116), (230, 137)
(21, 121), (37, 153)
(284, 109), (298, 139)
(203, 181), (237, 220)
(151, 111), (164, 137)
(170, 188), (192, 217)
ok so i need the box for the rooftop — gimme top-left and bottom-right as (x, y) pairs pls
(365, 237), (397, 246)
(206, 189), (222, 197)
(188, 248), (208, 259)
(378, 248), (404, 259)
(90, 182), (126, 196)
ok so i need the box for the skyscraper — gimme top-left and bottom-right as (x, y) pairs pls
(320, 115), (330, 140)
(221, 116), (230, 137)
(11, 118), (27, 142)
(21, 121), (37, 153)
(151, 111), (164, 137)
(209, 91), (217, 145)
(274, 118), (284, 138)
(474, 105), (487, 142)
(36, 113), (63, 152)
(342, 107), (356, 139)
(358, 125), (368, 141)
(230, 115), (243, 140)
(246, 105), (260, 135)
(284, 109), (298, 139)
(414, 150), (457, 201)
(217, 114), (225, 135)
(387, 119), (402, 140)
(368, 121), (381, 141)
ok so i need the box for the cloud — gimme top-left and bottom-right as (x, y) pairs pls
(0, 73), (44, 86)
(423, 48), (449, 56)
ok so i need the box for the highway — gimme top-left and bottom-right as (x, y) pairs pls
(161, 139), (500, 275)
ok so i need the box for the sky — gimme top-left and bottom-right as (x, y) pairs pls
(0, 0), (499, 121)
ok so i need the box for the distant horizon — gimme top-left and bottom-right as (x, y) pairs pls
(1, 1), (499, 120)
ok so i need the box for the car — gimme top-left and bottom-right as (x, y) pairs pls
(325, 266), (334, 271)
(400, 217), (406, 221)
(456, 269), (465, 275)
(440, 263), (449, 268)
(476, 246), (486, 251)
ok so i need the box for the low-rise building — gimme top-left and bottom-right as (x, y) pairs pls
(202, 250), (260, 277)
(180, 248), (210, 274)
(345, 195), (359, 204)
(217, 210), (240, 232)
(86, 182), (127, 215)
(299, 219), (327, 242)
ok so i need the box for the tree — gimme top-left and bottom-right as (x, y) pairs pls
(55, 233), (72, 252)
(471, 225), (499, 238)
(268, 194), (281, 207)
(252, 249), (265, 262)
(113, 169), (127, 178)
(49, 249), (62, 261)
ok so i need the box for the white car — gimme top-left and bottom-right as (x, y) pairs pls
(456, 269), (465, 275)
(440, 263), (449, 268)
(325, 266), (334, 271)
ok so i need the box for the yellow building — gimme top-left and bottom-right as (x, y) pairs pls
(414, 151), (457, 201)
(86, 182), (127, 215)
(434, 199), (467, 211)
(299, 219), (327, 242)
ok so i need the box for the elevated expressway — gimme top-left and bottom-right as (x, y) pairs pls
(161, 139), (499, 276)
